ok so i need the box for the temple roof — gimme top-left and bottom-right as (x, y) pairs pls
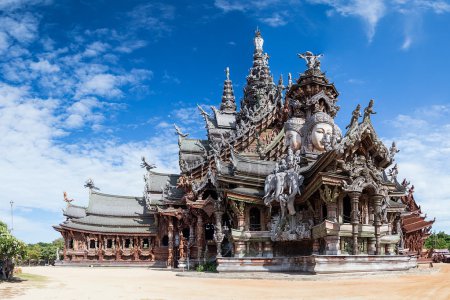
(63, 204), (86, 219)
(87, 191), (149, 217)
(55, 190), (157, 235)
(147, 171), (180, 192)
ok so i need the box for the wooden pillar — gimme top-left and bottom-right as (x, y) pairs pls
(168, 216), (174, 268)
(116, 236), (121, 261)
(349, 192), (361, 255)
(196, 213), (203, 260)
(63, 232), (67, 261)
(372, 194), (383, 255)
(214, 210), (224, 258)
(98, 234), (103, 262)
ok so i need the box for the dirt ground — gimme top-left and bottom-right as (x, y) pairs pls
(0, 264), (449, 300)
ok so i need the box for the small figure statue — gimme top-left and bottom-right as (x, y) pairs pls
(63, 191), (73, 203)
(178, 232), (186, 260)
(298, 51), (323, 70)
(346, 104), (361, 129)
(363, 99), (376, 122)
(288, 72), (293, 88)
(174, 124), (189, 138)
(84, 178), (100, 190)
(389, 141), (400, 161)
(140, 157), (156, 171)
(388, 164), (399, 182)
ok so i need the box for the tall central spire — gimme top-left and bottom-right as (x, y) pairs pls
(220, 67), (236, 113)
(241, 29), (275, 110)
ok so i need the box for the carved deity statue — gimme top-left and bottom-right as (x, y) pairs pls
(311, 122), (334, 152)
(363, 99), (376, 122)
(301, 112), (341, 154)
(298, 51), (323, 70)
(284, 117), (305, 151)
(346, 104), (361, 130)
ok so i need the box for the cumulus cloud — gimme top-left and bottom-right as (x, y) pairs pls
(384, 104), (450, 232)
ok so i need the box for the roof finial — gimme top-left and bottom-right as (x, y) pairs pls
(225, 66), (230, 81)
(254, 28), (264, 52)
(220, 67), (236, 112)
(84, 178), (100, 191)
(288, 72), (292, 88)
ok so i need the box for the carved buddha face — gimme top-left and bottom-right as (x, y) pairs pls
(285, 130), (302, 151)
(311, 123), (333, 152)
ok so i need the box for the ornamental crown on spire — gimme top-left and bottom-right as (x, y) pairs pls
(254, 28), (264, 52)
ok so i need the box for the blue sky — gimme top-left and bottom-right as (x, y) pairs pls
(1, 0), (450, 243)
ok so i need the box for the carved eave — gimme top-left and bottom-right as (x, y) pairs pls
(186, 196), (216, 217)
(337, 119), (390, 169)
(156, 206), (187, 219)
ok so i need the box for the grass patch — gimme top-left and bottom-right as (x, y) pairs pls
(18, 273), (47, 283)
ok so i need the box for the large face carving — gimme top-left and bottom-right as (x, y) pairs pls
(311, 123), (333, 152)
(285, 130), (302, 151)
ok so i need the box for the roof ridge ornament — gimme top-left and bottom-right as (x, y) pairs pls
(298, 51), (323, 71)
(363, 99), (376, 122)
(84, 178), (100, 191)
(174, 124), (189, 138)
(140, 157), (156, 171)
(63, 191), (73, 204)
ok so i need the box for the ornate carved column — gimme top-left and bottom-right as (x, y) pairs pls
(168, 216), (174, 268)
(372, 194), (383, 255)
(214, 210), (225, 258)
(98, 234), (103, 262)
(349, 191), (361, 255)
(196, 212), (204, 260)
(115, 236), (121, 261)
(63, 232), (67, 261)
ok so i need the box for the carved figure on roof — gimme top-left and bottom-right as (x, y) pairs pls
(174, 124), (188, 138)
(346, 104), (361, 130)
(363, 99), (376, 122)
(140, 157), (156, 171)
(63, 191), (73, 203)
(298, 51), (323, 70)
(388, 164), (399, 182)
(84, 178), (99, 190)
(389, 141), (400, 161)
(284, 117), (305, 151)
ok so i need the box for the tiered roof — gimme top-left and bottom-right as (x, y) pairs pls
(54, 191), (157, 235)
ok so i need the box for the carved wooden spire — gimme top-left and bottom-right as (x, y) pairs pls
(220, 67), (236, 113)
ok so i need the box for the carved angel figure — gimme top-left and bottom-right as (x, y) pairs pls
(346, 104), (361, 129)
(389, 141), (400, 160)
(298, 51), (323, 70)
(363, 99), (376, 122)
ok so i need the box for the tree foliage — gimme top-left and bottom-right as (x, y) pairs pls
(0, 220), (27, 280)
(25, 238), (64, 265)
(425, 231), (450, 250)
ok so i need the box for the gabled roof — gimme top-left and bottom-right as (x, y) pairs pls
(63, 204), (86, 219)
(87, 191), (148, 217)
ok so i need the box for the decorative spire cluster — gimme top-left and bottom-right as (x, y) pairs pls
(241, 29), (276, 109)
(220, 67), (236, 113)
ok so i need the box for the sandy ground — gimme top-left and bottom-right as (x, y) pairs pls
(0, 264), (449, 300)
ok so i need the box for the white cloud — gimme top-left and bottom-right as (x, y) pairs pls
(308, 0), (386, 42)
(77, 73), (121, 98)
(384, 104), (450, 233)
(259, 12), (288, 27)
(30, 59), (60, 73)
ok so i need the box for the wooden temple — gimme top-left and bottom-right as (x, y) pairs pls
(54, 30), (434, 272)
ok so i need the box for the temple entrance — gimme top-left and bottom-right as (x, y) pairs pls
(205, 223), (215, 240)
(249, 207), (261, 231)
(343, 195), (351, 223)
(273, 240), (312, 256)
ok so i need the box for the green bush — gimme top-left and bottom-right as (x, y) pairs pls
(195, 261), (217, 272)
